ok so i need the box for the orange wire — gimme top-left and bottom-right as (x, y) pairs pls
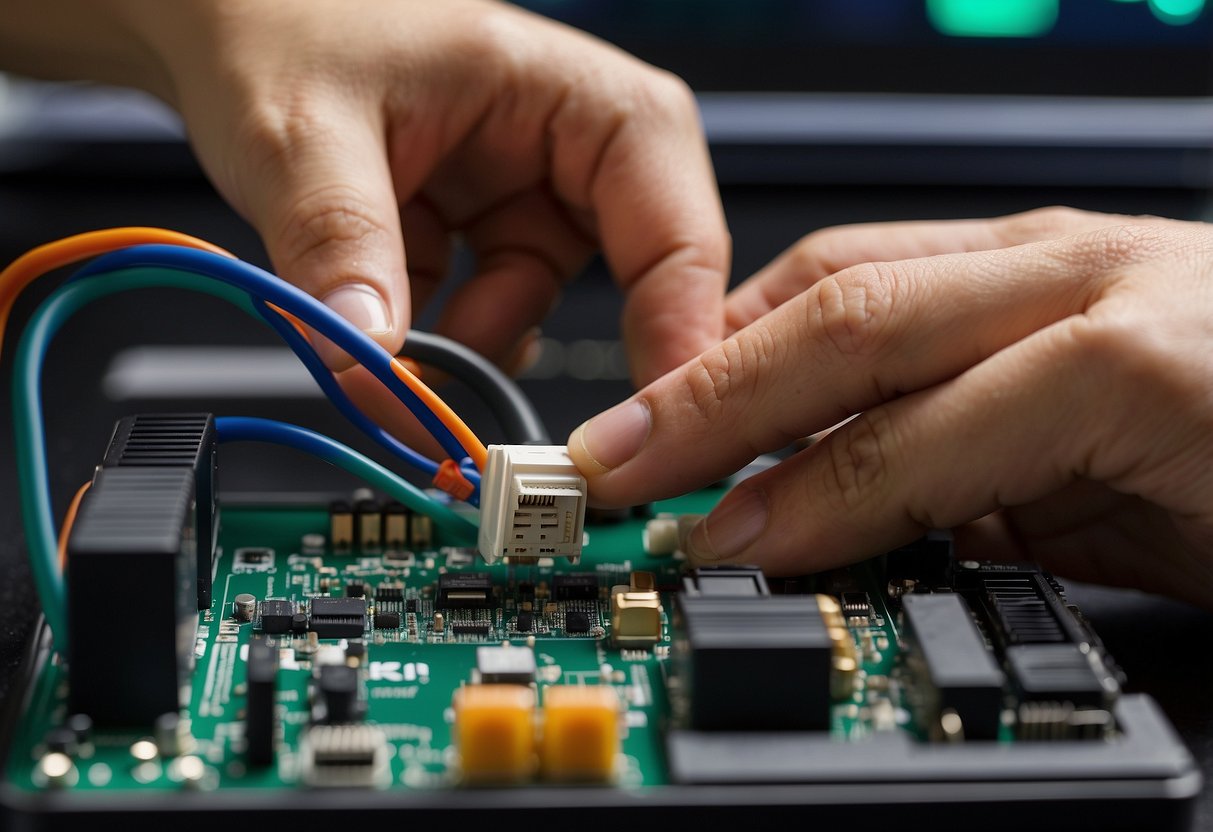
(0, 227), (233, 356)
(390, 357), (489, 471)
(266, 301), (488, 472)
(57, 480), (93, 570)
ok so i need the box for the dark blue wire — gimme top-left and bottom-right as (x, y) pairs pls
(73, 245), (475, 465)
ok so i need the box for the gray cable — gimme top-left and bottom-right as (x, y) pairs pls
(399, 330), (551, 445)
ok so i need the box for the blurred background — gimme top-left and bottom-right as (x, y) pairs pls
(1, 2), (1211, 812)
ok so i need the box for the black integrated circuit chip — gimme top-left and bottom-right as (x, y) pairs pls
(553, 573), (599, 601)
(437, 573), (493, 608)
(375, 585), (403, 602)
(374, 611), (401, 630)
(565, 610), (591, 634)
(310, 597), (368, 638)
(260, 599), (295, 634)
(516, 612), (534, 632)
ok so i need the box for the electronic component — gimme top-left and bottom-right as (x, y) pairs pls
(374, 585), (403, 602)
(564, 611), (591, 634)
(410, 513), (434, 549)
(259, 599), (294, 634)
(515, 612), (534, 632)
(677, 595), (832, 731)
(841, 592), (870, 619)
(1005, 644), (1110, 707)
(103, 413), (217, 610)
(902, 593), (1007, 741)
(405, 598), (418, 613)
(309, 597), (368, 639)
(66, 466), (197, 726)
(345, 583), (366, 598)
(476, 646), (537, 685)
(373, 611), (401, 630)
(345, 641), (366, 663)
(312, 664), (365, 724)
(245, 637), (278, 766)
(611, 585), (662, 648)
(329, 500), (353, 549)
(299, 725), (388, 788)
(233, 593), (257, 622)
(383, 500), (408, 548)
(642, 515), (680, 556)
(437, 572), (493, 608)
(541, 685), (620, 782)
(452, 621), (492, 636)
(355, 498), (381, 550)
(681, 565), (770, 597)
(552, 572), (599, 601)
(478, 444), (587, 564)
(816, 595), (859, 701)
(452, 684), (537, 783)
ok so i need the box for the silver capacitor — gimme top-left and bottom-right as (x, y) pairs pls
(234, 593), (257, 622)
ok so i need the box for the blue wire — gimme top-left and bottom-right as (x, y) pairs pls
(252, 296), (480, 504)
(214, 417), (478, 542)
(73, 245), (476, 466)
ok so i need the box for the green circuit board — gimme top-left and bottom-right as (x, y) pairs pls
(5, 488), (922, 794)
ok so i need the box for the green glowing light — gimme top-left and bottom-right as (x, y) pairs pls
(926, 0), (1059, 37)
(1148, 0), (1206, 23)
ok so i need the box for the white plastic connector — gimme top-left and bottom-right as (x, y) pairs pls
(477, 445), (587, 565)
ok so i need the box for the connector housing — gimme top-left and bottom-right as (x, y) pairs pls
(477, 445), (587, 564)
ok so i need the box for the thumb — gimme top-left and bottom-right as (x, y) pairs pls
(246, 115), (409, 370)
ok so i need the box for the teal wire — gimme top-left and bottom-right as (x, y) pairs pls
(213, 417), (477, 541)
(13, 267), (473, 648)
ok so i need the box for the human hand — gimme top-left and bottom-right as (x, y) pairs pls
(568, 208), (1213, 608)
(3, 0), (728, 382)
(144, 0), (727, 383)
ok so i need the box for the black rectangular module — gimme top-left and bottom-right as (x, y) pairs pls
(405, 598), (418, 613)
(313, 665), (364, 723)
(345, 583), (366, 598)
(681, 565), (770, 597)
(1006, 644), (1109, 707)
(515, 612), (534, 632)
(67, 467), (197, 726)
(309, 597), (368, 638)
(902, 593), (1007, 740)
(971, 570), (1090, 649)
(553, 572), (599, 601)
(437, 572), (493, 608)
(103, 413), (217, 610)
(245, 637), (278, 766)
(451, 621), (492, 636)
(678, 595), (832, 731)
(373, 612), (401, 630)
(260, 599), (295, 635)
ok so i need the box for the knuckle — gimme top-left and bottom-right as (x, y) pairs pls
(825, 407), (899, 512)
(1065, 223), (1171, 271)
(999, 205), (1089, 240)
(808, 262), (899, 357)
(680, 328), (775, 427)
(1063, 313), (1187, 397)
(276, 184), (391, 268)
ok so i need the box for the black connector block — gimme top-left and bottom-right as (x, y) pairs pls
(1005, 644), (1109, 708)
(678, 595), (831, 731)
(309, 597), (368, 639)
(436, 572), (493, 608)
(103, 413), (217, 610)
(67, 467), (197, 726)
(902, 593), (1006, 740)
(246, 637), (278, 766)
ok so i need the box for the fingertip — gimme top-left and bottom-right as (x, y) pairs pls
(310, 283), (406, 370)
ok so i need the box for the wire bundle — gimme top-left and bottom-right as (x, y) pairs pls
(2, 228), (546, 648)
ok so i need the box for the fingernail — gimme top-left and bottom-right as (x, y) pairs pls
(322, 285), (391, 334)
(686, 486), (767, 562)
(571, 399), (651, 472)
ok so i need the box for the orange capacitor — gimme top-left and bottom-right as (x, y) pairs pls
(540, 685), (620, 782)
(452, 684), (536, 783)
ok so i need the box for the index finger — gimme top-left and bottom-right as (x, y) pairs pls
(549, 68), (730, 386)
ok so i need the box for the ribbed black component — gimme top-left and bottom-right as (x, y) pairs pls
(104, 413), (216, 609)
(1005, 644), (1109, 707)
(67, 467), (197, 727)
